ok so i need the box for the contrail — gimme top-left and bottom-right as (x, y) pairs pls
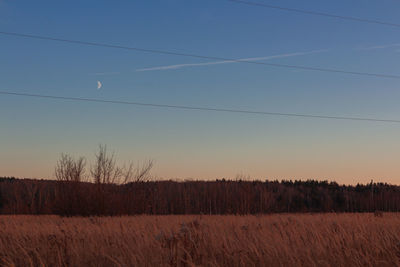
(135, 50), (327, 72)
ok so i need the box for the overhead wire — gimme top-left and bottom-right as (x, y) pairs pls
(1, 90), (400, 124)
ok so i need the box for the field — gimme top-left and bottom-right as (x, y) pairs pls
(0, 214), (399, 267)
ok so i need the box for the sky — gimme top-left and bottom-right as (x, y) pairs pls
(1, 0), (400, 184)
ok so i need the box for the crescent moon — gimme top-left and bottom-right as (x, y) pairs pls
(97, 81), (102, 89)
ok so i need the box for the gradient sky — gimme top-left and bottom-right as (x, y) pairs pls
(2, 0), (400, 184)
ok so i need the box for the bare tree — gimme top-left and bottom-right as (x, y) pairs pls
(91, 145), (122, 184)
(55, 154), (86, 182)
(123, 159), (154, 183)
(91, 145), (153, 185)
(52, 145), (154, 215)
(54, 153), (87, 216)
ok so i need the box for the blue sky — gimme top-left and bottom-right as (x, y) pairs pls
(1, 0), (400, 184)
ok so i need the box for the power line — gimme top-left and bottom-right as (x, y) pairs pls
(228, 0), (400, 28)
(1, 31), (400, 79)
(1, 90), (400, 124)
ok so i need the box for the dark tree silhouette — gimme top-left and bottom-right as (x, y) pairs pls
(0, 177), (399, 216)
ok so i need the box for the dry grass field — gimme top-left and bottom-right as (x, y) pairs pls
(0, 214), (399, 267)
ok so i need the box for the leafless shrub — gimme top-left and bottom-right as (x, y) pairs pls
(374, 210), (384, 217)
(155, 220), (203, 265)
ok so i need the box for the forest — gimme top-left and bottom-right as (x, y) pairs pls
(1, 176), (399, 216)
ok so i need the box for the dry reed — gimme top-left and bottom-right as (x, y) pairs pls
(0, 214), (399, 266)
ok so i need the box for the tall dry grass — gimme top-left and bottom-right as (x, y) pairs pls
(0, 214), (399, 266)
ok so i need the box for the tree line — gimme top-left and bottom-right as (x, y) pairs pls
(0, 146), (399, 216)
(1, 177), (399, 216)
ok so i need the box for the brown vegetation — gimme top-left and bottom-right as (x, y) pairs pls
(1, 177), (400, 216)
(0, 214), (399, 266)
